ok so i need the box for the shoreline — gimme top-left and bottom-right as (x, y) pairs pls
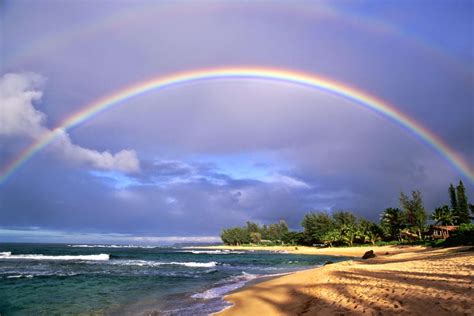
(214, 245), (474, 315)
(197, 244), (429, 257)
(210, 272), (294, 316)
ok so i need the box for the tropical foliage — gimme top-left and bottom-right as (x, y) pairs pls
(220, 181), (472, 246)
(221, 220), (289, 246)
(431, 205), (454, 226)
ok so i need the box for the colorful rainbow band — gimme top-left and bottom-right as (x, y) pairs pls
(1, 67), (472, 184)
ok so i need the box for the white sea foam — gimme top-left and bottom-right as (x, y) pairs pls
(192, 271), (292, 300)
(6, 274), (34, 279)
(185, 250), (245, 255)
(68, 244), (156, 249)
(191, 250), (227, 254)
(171, 261), (218, 268)
(109, 260), (218, 268)
(0, 252), (110, 261)
(4, 272), (80, 279)
(191, 272), (258, 299)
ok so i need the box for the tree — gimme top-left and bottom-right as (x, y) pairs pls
(282, 231), (305, 245)
(246, 221), (260, 234)
(332, 210), (357, 228)
(400, 190), (427, 240)
(278, 220), (289, 238)
(329, 211), (358, 246)
(322, 229), (341, 247)
(339, 224), (358, 246)
(380, 208), (404, 241)
(261, 224), (269, 240)
(449, 183), (458, 213)
(455, 181), (470, 224)
(220, 227), (249, 245)
(359, 219), (383, 245)
(301, 212), (334, 245)
(431, 205), (454, 226)
(249, 232), (262, 244)
(266, 220), (289, 242)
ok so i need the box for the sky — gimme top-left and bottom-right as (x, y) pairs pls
(0, 0), (473, 245)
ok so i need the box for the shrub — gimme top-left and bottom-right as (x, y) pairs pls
(442, 223), (474, 246)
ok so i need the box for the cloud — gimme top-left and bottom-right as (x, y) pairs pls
(52, 130), (140, 173)
(1, 2), (472, 241)
(0, 72), (140, 173)
(0, 72), (45, 136)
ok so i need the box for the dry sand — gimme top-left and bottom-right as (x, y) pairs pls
(215, 246), (474, 316)
(200, 244), (429, 257)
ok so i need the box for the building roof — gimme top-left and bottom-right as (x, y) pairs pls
(432, 225), (458, 231)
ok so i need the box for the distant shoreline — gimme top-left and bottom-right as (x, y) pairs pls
(214, 245), (474, 315)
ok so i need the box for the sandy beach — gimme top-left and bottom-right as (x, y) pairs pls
(199, 244), (430, 257)
(214, 246), (474, 315)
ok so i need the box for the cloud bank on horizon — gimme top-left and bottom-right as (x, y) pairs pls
(0, 0), (472, 243)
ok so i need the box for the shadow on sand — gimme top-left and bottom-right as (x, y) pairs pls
(225, 248), (473, 316)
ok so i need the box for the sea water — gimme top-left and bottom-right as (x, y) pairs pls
(0, 243), (348, 315)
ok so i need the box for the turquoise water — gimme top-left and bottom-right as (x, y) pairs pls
(0, 243), (348, 315)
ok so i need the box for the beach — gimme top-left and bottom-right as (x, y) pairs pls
(200, 244), (430, 257)
(215, 246), (474, 315)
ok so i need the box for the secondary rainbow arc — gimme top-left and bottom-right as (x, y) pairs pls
(1, 67), (472, 184)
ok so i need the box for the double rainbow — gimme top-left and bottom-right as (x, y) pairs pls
(1, 67), (472, 184)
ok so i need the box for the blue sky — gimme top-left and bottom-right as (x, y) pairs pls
(0, 0), (472, 244)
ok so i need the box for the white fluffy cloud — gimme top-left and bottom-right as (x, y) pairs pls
(0, 73), (46, 136)
(0, 73), (140, 173)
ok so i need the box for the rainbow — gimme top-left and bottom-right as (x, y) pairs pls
(1, 67), (472, 184)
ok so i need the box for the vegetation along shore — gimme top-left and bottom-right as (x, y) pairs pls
(210, 181), (474, 315)
(219, 181), (473, 249)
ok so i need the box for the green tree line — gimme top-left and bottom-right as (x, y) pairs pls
(220, 181), (473, 246)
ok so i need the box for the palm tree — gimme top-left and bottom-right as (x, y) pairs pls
(431, 205), (454, 226)
(322, 229), (341, 247)
(380, 208), (404, 241)
(340, 224), (358, 246)
(359, 220), (383, 245)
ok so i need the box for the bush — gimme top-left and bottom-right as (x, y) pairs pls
(441, 223), (474, 247)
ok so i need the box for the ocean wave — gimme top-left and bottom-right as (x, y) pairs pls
(0, 252), (110, 261)
(6, 274), (34, 279)
(191, 271), (292, 300)
(4, 272), (80, 279)
(68, 244), (156, 249)
(171, 261), (218, 268)
(191, 272), (258, 299)
(109, 260), (218, 268)
(184, 250), (245, 255)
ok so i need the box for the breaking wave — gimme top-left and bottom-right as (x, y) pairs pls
(191, 272), (258, 299)
(110, 260), (218, 268)
(192, 271), (290, 300)
(4, 272), (80, 279)
(68, 244), (156, 249)
(183, 250), (245, 255)
(0, 252), (110, 261)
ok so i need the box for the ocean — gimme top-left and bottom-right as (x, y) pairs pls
(0, 243), (348, 315)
